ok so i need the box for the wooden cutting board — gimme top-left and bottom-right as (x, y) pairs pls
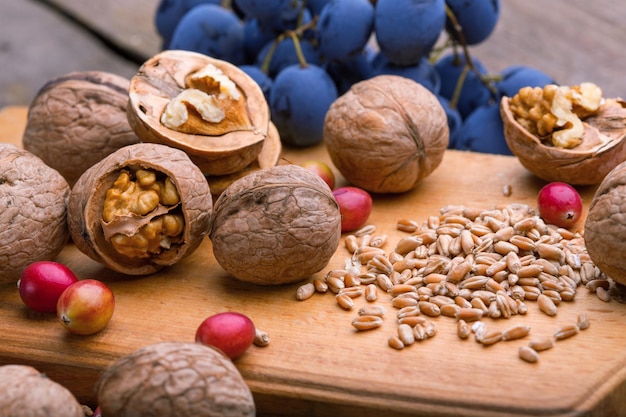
(1, 106), (626, 416)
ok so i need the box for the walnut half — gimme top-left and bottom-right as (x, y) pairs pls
(127, 50), (270, 176)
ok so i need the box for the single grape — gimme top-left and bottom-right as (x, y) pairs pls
(456, 103), (512, 155)
(374, 0), (446, 66)
(234, 0), (291, 20)
(371, 54), (441, 95)
(168, 4), (246, 65)
(437, 96), (463, 149)
(435, 52), (492, 118)
(256, 37), (321, 78)
(326, 50), (373, 94)
(445, 0), (501, 45)
(316, 0), (375, 62)
(495, 65), (556, 98)
(154, 0), (220, 48)
(239, 65), (273, 102)
(270, 64), (338, 147)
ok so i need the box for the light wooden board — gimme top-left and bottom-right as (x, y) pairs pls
(1, 106), (626, 416)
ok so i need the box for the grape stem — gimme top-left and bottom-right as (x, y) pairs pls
(443, 5), (500, 108)
(259, 16), (319, 74)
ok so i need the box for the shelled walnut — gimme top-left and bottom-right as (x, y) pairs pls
(127, 50), (272, 176)
(501, 83), (626, 185)
(22, 71), (140, 187)
(68, 143), (212, 275)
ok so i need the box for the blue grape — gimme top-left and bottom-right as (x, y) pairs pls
(456, 103), (511, 155)
(437, 96), (463, 149)
(495, 65), (556, 98)
(239, 65), (273, 102)
(316, 0), (375, 62)
(169, 4), (245, 65)
(435, 53), (492, 118)
(234, 0), (291, 20)
(256, 37), (321, 78)
(270, 64), (338, 147)
(445, 0), (501, 45)
(371, 54), (441, 95)
(374, 0), (446, 66)
(154, 0), (221, 48)
(326, 50), (374, 94)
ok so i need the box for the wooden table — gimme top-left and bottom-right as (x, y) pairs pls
(1, 106), (626, 416)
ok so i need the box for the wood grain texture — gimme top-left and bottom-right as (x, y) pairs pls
(2, 107), (626, 416)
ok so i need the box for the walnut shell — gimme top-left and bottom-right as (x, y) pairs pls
(68, 143), (212, 276)
(22, 71), (140, 187)
(0, 144), (70, 284)
(584, 160), (626, 285)
(0, 364), (85, 417)
(127, 50), (270, 176)
(323, 75), (449, 194)
(209, 164), (342, 285)
(500, 96), (626, 185)
(206, 121), (282, 197)
(96, 342), (255, 417)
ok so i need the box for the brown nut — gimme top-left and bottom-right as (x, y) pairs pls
(584, 160), (626, 285)
(501, 87), (626, 185)
(68, 143), (212, 275)
(0, 364), (85, 417)
(0, 144), (70, 284)
(96, 342), (255, 417)
(209, 164), (342, 285)
(323, 75), (449, 194)
(22, 71), (140, 187)
(127, 50), (270, 176)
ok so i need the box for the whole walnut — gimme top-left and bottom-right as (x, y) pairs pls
(0, 144), (70, 284)
(22, 71), (140, 187)
(96, 342), (255, 417)
(0, 364), (85, 417)
(324, 75), (449, 194)
(209, 164), (342, 285)
(584, 160), (626, 285)
(68, 143), (212, 276)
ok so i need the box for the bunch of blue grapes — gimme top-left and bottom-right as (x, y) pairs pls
(154, 0), (555, 153)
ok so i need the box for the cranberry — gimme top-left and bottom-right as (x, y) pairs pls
(537, 182), (583, 228)
(332, 186), (373, 232)
(18, 261), (79, 313)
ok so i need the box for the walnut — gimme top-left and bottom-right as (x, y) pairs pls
(501, 84), (626, 185)
(127, 50), (271, 176)
(96, 342), (255, 417)
(209, 164), (342, 285)
(584, 160), (626, 286)
(0, 144), (70, 284)
(323, 75), (449, 194)
(68, 143), (212, 275)
(22, 71), (140, 187)
(0, 364), (85, 417)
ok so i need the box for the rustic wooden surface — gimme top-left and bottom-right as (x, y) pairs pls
(2, 106), (626, 416)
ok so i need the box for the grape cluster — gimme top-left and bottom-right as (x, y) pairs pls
(154, 0), (555, 153)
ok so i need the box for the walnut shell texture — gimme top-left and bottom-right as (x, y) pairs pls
(501, 96), (626, 185)
(324, 75), (449, 194)
(0, 364), (85, 417)
(127, 50), (270, 176)
(584, 160), (626, 285)
(210, 164), (342, 285)
(68, 143), (212, 276)
(96, 342), (255, 417)
(22, 71), (140, 187)
(0, 144), (70, 284)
